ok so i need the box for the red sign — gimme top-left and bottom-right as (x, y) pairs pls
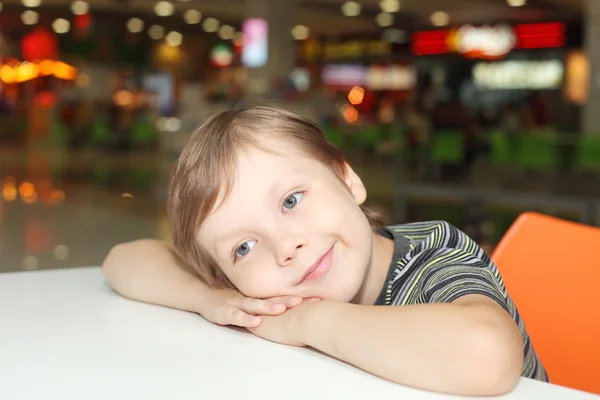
(21, 27), (58, 61)
(412, 22), (565, 58)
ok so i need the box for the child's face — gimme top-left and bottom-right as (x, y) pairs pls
(197, 143), (375, 302)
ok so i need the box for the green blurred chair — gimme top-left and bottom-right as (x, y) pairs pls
(515, 134), (558, 172)
(131, 118), (158, 148)
(321, 125), (344, 148)
(576, 135), (600, 173)
(354, 126), (382, 153)
(431, 131), (463, 165)
(91, 118), (114, 147)
(489, 130), (514, 167)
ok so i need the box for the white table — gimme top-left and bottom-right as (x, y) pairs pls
(1, 267), (597, 400)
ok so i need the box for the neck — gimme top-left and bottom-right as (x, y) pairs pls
(352, 230), (395, 305)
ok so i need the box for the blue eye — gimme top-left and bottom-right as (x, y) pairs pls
(283, 192), (303, 212)
(234, 240), (256, 261)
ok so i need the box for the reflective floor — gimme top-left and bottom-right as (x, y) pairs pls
(2, 144), (599, 273)
(0, 146), (402, 272)
(0, 147), (171, 272)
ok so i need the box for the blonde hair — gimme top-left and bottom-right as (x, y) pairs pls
(167, 105), (382, 288)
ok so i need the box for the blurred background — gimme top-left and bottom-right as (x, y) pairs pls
(0, 0), (598, 272)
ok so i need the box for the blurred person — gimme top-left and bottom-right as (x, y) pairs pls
(529, 92), (549, 128)
(501, 103), (523, 155)
(403, 104), (431, 175)
(461, 118), (490, 177)
(102, 106), (547, 396)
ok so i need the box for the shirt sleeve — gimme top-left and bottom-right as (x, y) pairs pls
(420, 249), (510, 313)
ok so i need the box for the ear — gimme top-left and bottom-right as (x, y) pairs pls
(343, 163), (367, 205)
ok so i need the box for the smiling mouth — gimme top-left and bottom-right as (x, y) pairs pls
(298, 244), (335, 285)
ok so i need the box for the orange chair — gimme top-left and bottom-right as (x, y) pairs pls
(492, 212), (600, 394)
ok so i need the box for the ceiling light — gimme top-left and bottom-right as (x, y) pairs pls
(21, 10), (39, 25)
(52, 18), (70, 34)
(165, 31), (183, 46)
(184, 9), (201, 24)
(22, 0), (41, 7)
(376, 12), (393, 27)
(218, 25), (235, 40)
(291, 25), (310, 40)
(430, 11), (449, 27)
(341, 1), (361, 17)
(71, 0), (89, 15)
(149, 25), (165, 39)
(380, 0), (400, 13)
(382, 27), (406, 43)
(126, 18), (144, 33)
(155, 1), (174, 17)
(203, 17), (219, 33)
(507, 0), (526, 6)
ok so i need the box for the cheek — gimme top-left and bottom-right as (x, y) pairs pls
(231, 265), (285, 299)
(310, 189), (367, 234)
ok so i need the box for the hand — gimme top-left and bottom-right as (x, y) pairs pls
(248, 299), (321, 347)
(199, 288), (303, 328)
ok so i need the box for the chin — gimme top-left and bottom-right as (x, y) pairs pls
(324, 279), (363, 303)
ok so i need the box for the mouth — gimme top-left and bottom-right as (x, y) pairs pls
(298, 243), (335, 285)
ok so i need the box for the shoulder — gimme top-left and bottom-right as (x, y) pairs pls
(384, 221), (507, 306)
(387, 220), (501, 288)
(387, 220), (480, 255)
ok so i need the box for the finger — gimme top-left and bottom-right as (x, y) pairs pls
(304, 297), (322, 303)
(225, 307), (262, 328)
(240, 297), (286, 315)
(266, 296), (303, 308)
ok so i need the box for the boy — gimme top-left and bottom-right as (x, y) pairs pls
(102, 106), (547, 396)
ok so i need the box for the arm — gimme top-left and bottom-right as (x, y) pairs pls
(102, 239), (210, 314)
(298, 295), (523, 396)
(102, 240), (302, 326)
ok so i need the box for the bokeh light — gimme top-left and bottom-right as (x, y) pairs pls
(348, 86), (365, 105)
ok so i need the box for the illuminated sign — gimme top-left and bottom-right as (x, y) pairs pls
(322, 65), (366, 87)
(412, 22), (565, 58)
(242, 18), (268, 68)
(301, 39), (391, 61)
(473, 60), (564, 89)
(0, 60), (77, 84)
(365, 65), (416, 90)
(322, 64), (416, 90)
(449, 24), (516, 59)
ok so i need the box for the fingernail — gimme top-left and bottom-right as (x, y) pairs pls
(249, 316), (261, 324)
(271, 304), (285, 312)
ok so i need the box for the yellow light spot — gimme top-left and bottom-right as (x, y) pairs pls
(341, 104), (359, 123)
(347, 86), (365, 105)
(2, 185), (17, 202)
(48, 189), (66, 204)
(113, 90), (134, 106)
(53, 245), (70, 260)
(22, 256), (39, 271)
(18, 182), (35, 198)
(22, 193), (38, 204)
(0, 65), (16, 84)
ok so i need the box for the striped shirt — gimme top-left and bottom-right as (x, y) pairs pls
(375, 221), (548, 382)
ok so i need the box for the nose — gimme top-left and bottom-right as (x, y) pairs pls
(275, 235), (308, 267)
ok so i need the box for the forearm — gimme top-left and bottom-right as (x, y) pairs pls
(300, 301), (522, 396)
(102, 239), (208, 313)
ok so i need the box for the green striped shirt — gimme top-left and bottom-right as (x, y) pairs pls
(375, 221), (548, 382)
